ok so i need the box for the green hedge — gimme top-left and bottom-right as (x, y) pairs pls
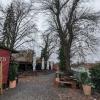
(90, 64), (100, 93)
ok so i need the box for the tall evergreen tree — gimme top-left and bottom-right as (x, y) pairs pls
(2, 4), (16, 50)
(1, 0), (37, 50)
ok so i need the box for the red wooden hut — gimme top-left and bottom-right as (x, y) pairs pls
(0, 47), (10, 85)
(0, 47), (18, 86)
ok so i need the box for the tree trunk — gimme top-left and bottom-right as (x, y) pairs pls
(59, 39), (71, 73)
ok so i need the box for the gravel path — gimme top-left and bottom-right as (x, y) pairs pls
(0, 73), (60, 100)
(0, 73), (100, 100)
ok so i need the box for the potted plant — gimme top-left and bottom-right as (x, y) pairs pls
(79, 71), (92, 96)
(9, 62), (18, 88)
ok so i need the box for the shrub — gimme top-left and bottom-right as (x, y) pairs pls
(9, 62), (19, 81)
(79, 72), (92, 85)
(90, 63), (100, 92)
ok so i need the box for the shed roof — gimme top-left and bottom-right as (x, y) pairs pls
(0, 46), (18, 53)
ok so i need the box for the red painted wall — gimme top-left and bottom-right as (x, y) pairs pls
(0, 49), (10, 84)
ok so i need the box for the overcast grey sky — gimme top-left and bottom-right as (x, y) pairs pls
(1, 0), (100, 31)
(1, 0), (100, 9)
(91, 0), (100, 11)
(0, 0), (100, 63)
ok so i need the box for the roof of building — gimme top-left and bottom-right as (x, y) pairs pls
(0, 46), (18, 53)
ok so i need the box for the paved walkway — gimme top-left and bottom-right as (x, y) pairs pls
(0, 73), (100, 100)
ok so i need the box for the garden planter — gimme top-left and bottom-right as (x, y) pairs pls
(82, 85), (91, 95)
(9, 80), (16, 88)
(55, 77), (60, 82)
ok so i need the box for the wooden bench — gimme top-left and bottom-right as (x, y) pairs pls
(54, 77), (77, 89)
(60, 80), (76, 88)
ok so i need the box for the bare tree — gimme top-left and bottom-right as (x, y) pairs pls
(0, 0), (37, 50)
(38, 0), (99, 72)
(40, 29), (57, 68)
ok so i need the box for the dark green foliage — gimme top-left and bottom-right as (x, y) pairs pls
(9, 62), (18, 81)
(90, 64), (100, 78)
(2, 4), (16, 49)
(79, 72), (92, 85)
(41, 48), (49, 69)
(41, 48), (49, 61)
(90, 64), (100, 92)
(58, 47), (66, 71)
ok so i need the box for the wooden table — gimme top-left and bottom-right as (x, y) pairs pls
(54, 76), (77, 89)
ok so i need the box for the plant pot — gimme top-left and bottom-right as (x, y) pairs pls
(9, 80), (16, 88)
(82, 85), (91, 96)
(55, 78), (60, 82)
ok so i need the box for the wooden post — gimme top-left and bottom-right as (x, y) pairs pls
(0, 61), (3, 94)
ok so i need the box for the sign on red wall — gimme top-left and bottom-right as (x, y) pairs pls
(0, 49), (10, 84)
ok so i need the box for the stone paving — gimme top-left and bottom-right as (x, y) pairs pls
(0, 72), (100, 100)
